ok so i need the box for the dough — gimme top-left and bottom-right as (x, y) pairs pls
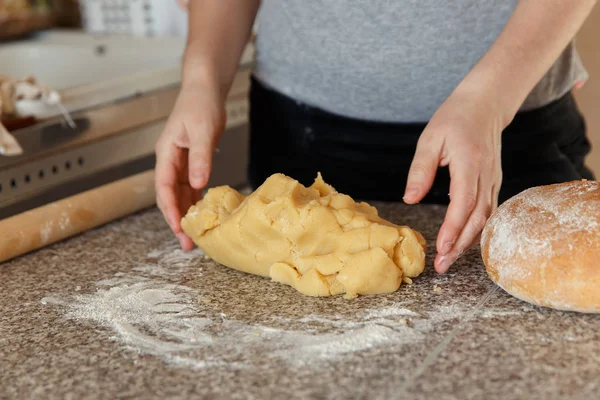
(181, 173), (426, 298)
(481, 179), (600, 313)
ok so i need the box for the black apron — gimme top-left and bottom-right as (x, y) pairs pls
(248, 77), (595, 204)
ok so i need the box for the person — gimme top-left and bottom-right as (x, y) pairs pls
(155, 1), (597, 274)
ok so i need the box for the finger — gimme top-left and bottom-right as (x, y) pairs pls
(176, 232), (195, 251)
(436, 176), (494, 273)
(158, 183), (195, 251)
(187, 121), (218, 190)
(404, 134), (442, 204)
(155, 140), (185, 233)
(175, 186), (200, 251)
(491, 172), (502, 211)
(180, 152), (204, 207)
(435, 205), (491, 273)
(174, 184), (196, 250)
(179, 184), (195, 218)
(156, 182), (183, 233)
(436, 158), (479, 258)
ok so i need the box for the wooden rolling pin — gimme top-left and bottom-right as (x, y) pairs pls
(0, 170), (156, 264)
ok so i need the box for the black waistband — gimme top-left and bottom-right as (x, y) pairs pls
(248, 77), (593, 203)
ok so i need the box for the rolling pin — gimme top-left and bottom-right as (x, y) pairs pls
(0, 170), (156, 264)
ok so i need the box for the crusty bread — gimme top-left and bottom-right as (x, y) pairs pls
(481, 180), (600, 313)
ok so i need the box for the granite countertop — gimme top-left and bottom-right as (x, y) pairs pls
(1, 203), (599, 400)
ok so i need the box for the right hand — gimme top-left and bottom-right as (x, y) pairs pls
(155, 81), (226, 250)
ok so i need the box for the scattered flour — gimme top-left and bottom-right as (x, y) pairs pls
(146, 241), (205, 265)
(42, 241), (519, 370)
(362, 306), (419, 319)
(271, 325), (405, 364)
(40, 220), (54, 245)
(58, 212), (70, 231)
(37, 211), (72, 245)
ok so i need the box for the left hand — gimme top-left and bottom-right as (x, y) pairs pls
(403, 87), (505, 273)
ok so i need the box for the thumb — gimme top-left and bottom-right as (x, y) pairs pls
(187, 123), (220, 190)
(404, 135), (442, 204)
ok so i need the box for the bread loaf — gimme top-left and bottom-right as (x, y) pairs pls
(481, 180), (600, 313)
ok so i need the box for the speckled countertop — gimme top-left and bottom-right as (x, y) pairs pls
(1, 203), (599, 400)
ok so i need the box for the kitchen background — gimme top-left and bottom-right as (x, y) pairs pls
(1, 0), (598, 173)
(574, 3), (600, 175)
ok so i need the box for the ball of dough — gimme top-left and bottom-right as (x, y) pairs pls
(481, 180), (600, 313)
(181, 173), (426, 299)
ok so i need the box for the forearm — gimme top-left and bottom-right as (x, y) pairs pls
(458, 0), (597, 126)
(182, 0), (260, 100)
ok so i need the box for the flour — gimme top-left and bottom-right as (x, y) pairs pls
(272, 325), (405, 364)
(68, 282), (214, 352)
(42, 241), (516, 370)
(146, 241), (205, 265)
(295, 306), (418, 329)
(362, 306), (419, 319)
(37, 211), (72, 246)
(40, 220), (54, 245)
(58, 211), (70, 231)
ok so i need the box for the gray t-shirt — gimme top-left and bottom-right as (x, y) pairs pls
(253, 0), (588, 122)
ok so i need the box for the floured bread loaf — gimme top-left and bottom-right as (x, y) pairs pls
(181, 173), (426, 298)
(481, 180), (600, 312)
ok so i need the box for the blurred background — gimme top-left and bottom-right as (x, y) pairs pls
(0, 0), (253, 229)
(0, 0), (597, 229)
(0, 0), (188, 37)
(0, 0), (597, 172)
(573, 4), (600, 176)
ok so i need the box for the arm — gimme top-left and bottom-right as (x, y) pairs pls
(460, 0), (597, 125)
(155, 1), (260, 250)
(183, 1), (260, 101)
(404, 0), (597, 273)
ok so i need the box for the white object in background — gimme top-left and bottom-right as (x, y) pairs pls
(79, 0), (188, 37)
(12, 80), (77, 128)
(0, 123), (23, 156)
(14, 99), (55, 119)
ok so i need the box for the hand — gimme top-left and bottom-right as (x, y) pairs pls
(155, 81), (226, 250)
(403, 87), (505, 273)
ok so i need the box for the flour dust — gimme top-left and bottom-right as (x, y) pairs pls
(41, 239), (516, 370)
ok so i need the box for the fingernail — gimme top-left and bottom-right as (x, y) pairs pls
(438, 256), (451, 273)
(403, 186), (419, 200)
(441, 239), (456, 255)
(191, 169), (206, 183)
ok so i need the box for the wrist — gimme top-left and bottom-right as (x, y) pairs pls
(181, 49), (228, 103)
(181, 66), (229, 106)
(455, 69), (522, 130)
